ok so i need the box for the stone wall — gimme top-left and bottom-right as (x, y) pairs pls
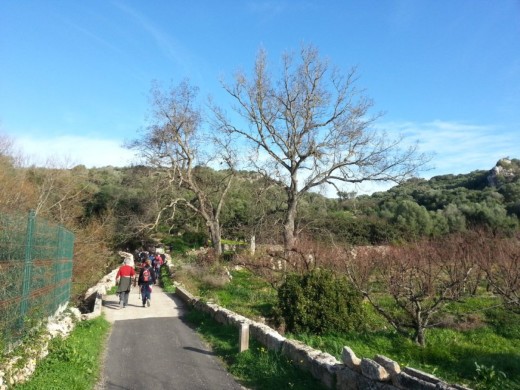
(0, 268), (118, 389)
(174, 283), (473, 390)
(0, 306), (82, 389)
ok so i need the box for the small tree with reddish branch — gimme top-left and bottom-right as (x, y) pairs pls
(346, 236), (475, 346)
(475, 231), (520, 313)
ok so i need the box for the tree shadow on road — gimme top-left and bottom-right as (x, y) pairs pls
(183, 346), (216, 356)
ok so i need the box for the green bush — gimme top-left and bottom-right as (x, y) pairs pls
(161, 231), (208, 254)
(276, 269), (364, 335)
(158, 265), (175, 293)
(182, 231), (208, 247)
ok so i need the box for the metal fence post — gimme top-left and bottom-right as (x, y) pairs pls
(53, 225), (64, 312)
(20, 210), (36, 320)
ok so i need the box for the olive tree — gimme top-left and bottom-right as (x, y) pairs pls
(215, 46), (429, 251)
(130, 80), (235, 255)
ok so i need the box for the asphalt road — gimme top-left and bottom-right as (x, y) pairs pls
(96, 286), (244, 390)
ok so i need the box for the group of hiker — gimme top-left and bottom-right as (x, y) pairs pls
(115, 251), (166, 308)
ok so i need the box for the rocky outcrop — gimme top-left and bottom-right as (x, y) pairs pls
(487, 158), (518, 187)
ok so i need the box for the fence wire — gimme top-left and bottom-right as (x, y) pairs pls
(0, 210), (74, 353)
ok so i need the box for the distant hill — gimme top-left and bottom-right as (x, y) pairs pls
(323, 158), (520, 245)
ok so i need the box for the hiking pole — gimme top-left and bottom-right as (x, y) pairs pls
(134, 276), (141, 301)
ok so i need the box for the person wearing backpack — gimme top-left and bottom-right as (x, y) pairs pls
(154, 254), (163, 279)
(138, 259), (156, 307)
(115, 258), (136, 309)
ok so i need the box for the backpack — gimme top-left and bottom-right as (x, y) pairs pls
(142, 267), (151, 283)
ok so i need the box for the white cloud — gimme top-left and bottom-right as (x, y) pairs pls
(13, 135), (138, 168)
(9, 119), (516, 196)
(381, 120), (517, 177)
(325, 119), (518, 197)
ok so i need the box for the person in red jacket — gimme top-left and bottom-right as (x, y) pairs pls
(153, 254), (163, 279)
(115, 258), (136, 308)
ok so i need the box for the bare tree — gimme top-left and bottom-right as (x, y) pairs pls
(29, 166), (90, 224)
(215, 46), (429, 251)
(0, 134), (37, 213)
(130, 80), (235, 255)
(476, 232), (520, 312)
(346, 238), (474, 346)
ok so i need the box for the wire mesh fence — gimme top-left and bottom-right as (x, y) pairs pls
(0, 210), (74, 353)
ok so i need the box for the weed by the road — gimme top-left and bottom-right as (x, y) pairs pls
(158, 264), (176, 293)
(14, 316), (110, 390)
(184, 309), (327, 390)
(294, 321), (520, 389)
(176, 256), (520, 389)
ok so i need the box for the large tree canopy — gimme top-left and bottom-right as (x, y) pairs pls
(215, 46), (429, 250)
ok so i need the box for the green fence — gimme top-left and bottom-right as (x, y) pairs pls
(0, 210), (74, 353)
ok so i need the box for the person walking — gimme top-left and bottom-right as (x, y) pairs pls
(115, 258), (136, 309)
(154, 253), (163, 279)
(138, 259), (156, 307)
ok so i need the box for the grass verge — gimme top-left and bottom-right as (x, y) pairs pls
(184, 309), (327, 390)
(182, 267), (277, 320)
(295, 325), (520, 389)
(179, 265), (520, 389)
(14, 316), (110, 390)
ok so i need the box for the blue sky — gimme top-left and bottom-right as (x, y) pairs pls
(1, 1), (519, 194)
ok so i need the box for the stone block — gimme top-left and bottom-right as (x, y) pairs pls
(451, 385), (473, 390)
(249, 322), (285, 352)
(69, 307), (82, 321)
(404, 368), (442, 384)
(336, 366), (361, 390)
(358, 375), (399, 390)
(193, 300), (210, 314)
(219, 307), (237, 325)
(199, 301), (215, 314)
(403, 367), (454, 389)
(227, 313), (250, 327)
(281, 339), (317, 370)
(308, 352), (341, 389)
(342, 346), (361, 371)
(374, 355), (401, 377)
(361, 358), (390, 381)
(214, 308), (229, 324)
(174, 284), (196, 303)
(393, 372), (437, 390)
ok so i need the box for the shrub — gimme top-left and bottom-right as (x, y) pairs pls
(158, 265), (175, 293)
(473, 362), (510, 390)
(276, 268), (364, 334)
(182, 231), (208, 248)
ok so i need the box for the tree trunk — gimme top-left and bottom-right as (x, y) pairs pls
(414, 325), (426, 347)
(283, 194), (298, 252)
(413, 308), (427, 346)
(208, 220), (222, 256)
(250, 235), (256, 255)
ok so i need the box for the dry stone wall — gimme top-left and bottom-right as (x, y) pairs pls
(0, 266), (120, 389)
(0, 306), (82, 389)
(174, 283), (473, 390)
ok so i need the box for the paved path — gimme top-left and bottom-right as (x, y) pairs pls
(96, 286), (244, 390)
